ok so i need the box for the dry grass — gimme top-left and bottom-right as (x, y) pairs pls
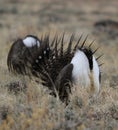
(0, 0), (118, 129)
(0, 77), (117, 130)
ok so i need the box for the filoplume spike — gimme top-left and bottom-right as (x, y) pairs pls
(80, 35), (88, 48)
(89, 39), (95, 48)
(73, 34), (83, 51)
(60, 33), (65, 57)
(66, 33), (74, 54)
(96, 54), (104, 61)
(92, 47), (100, 54)
(99, 63), (104, 67)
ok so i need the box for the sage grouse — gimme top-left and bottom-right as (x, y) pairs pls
(7, 34), (102, 102)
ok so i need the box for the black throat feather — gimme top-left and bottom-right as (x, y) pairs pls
(79, 47), (93, 70)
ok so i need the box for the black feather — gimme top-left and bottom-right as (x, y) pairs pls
(73, 34), (82, 52)
(80, 35), (88, 48)
(99, 63), (104, 67)
(66, 33), (74, 54)
(60, 32), (65, 57)
(96, 54), (104, 61)
(92, 47), (100, 54)
(80, 47), (93, 70)
(89, 40), (95, 48)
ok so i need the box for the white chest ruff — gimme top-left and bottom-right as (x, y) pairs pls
(71, 50), (90, 88)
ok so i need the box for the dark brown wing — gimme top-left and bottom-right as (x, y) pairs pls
(7, 39), (27, 74)
(7, 39), (39, 74)
(55, 63), (73, 102)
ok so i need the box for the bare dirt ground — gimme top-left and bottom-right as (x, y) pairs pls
(0, 0), (118, 129)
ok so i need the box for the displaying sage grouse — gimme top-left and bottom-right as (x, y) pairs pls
(7, 34), (102, 103)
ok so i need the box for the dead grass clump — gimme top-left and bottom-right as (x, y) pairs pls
(0, 75), (118, 129)
(0, 78), (64, 130)
(5, 81), (27, 94)
(0, 87), (16, 122)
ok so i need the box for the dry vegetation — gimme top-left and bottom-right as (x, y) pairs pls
(0, 0), (118, 129)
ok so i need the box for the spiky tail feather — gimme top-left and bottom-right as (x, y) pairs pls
(32, 34), (101, 102)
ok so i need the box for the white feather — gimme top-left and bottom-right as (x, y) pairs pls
(71, 49), (90, 88)
(92, 56), (100, 94)
(23, 37), (40, 47)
